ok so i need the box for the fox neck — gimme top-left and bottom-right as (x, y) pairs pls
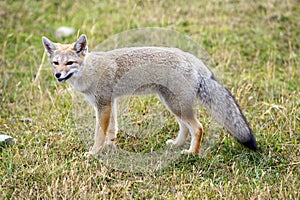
(67, 57), (94, 93)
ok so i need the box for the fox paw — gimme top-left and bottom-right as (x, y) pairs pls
(166, 139), (176, 146)
(84, 149), (102, 157)
(84, 151), (96, 157)
(166, 139), (186, 147)
(181, 149), (198, 155)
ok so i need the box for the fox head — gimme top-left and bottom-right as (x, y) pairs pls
(42, 34), (88, 82)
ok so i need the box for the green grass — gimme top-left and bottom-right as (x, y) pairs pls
(1, 0), (299, 199)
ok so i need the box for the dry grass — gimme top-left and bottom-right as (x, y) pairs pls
(1, 0), (299, 199)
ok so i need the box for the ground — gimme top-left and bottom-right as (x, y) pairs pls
(0, 0), (299, 199)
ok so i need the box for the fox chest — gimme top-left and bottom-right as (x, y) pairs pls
(83, 94), (96, 106)
(83, 92), (112, 109)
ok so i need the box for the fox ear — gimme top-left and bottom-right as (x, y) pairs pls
(74, 34), (88, 55)
(42, 36), (56, 56)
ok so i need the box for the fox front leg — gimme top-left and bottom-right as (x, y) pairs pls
(85, 104), (112, 156)
(105, 100), (118, 146)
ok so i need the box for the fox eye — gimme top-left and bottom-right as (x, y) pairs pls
(66, 61), (74, 65)
(53, 61), (59, 65)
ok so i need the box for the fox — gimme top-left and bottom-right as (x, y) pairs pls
(42, 34), (257, 156)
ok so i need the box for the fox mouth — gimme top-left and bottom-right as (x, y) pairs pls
(57, 72), (74, 82)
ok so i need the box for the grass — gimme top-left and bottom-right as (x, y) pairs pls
(1, 0), (299, 199)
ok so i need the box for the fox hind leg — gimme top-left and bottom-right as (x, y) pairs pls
(159, 93), (203, 154)
(167, 114), (203, 154)
(166, 117), (189, 146)
(180, 117), (203, 154)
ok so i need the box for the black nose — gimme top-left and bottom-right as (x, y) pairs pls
(55, 73), (61, 78)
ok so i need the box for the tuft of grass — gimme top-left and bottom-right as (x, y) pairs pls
(1, 0), (299, 199)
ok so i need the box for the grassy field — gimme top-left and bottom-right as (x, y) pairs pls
(1, 0), (299, 199)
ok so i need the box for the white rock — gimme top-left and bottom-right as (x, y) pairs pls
(55, 26), (75, 39)
(0, 134), (14, 147)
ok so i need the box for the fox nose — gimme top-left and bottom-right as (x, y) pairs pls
(55, 72), (61, 78)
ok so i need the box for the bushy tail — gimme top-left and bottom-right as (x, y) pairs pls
(197, 75), (257, 151)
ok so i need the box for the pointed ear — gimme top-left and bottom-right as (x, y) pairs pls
(74, 34), (88, 55)
(42, 36), (56, 56)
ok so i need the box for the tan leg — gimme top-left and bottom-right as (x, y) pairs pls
(158, 95), (202, 154)
(181, 117), (203, 154)
(86, 104), (112, 155)
(106, 100), (118, 145)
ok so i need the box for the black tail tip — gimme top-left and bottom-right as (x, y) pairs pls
(240, 135), (258, 151)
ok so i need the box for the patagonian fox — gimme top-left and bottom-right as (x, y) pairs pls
(42, 34), (257, 156)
